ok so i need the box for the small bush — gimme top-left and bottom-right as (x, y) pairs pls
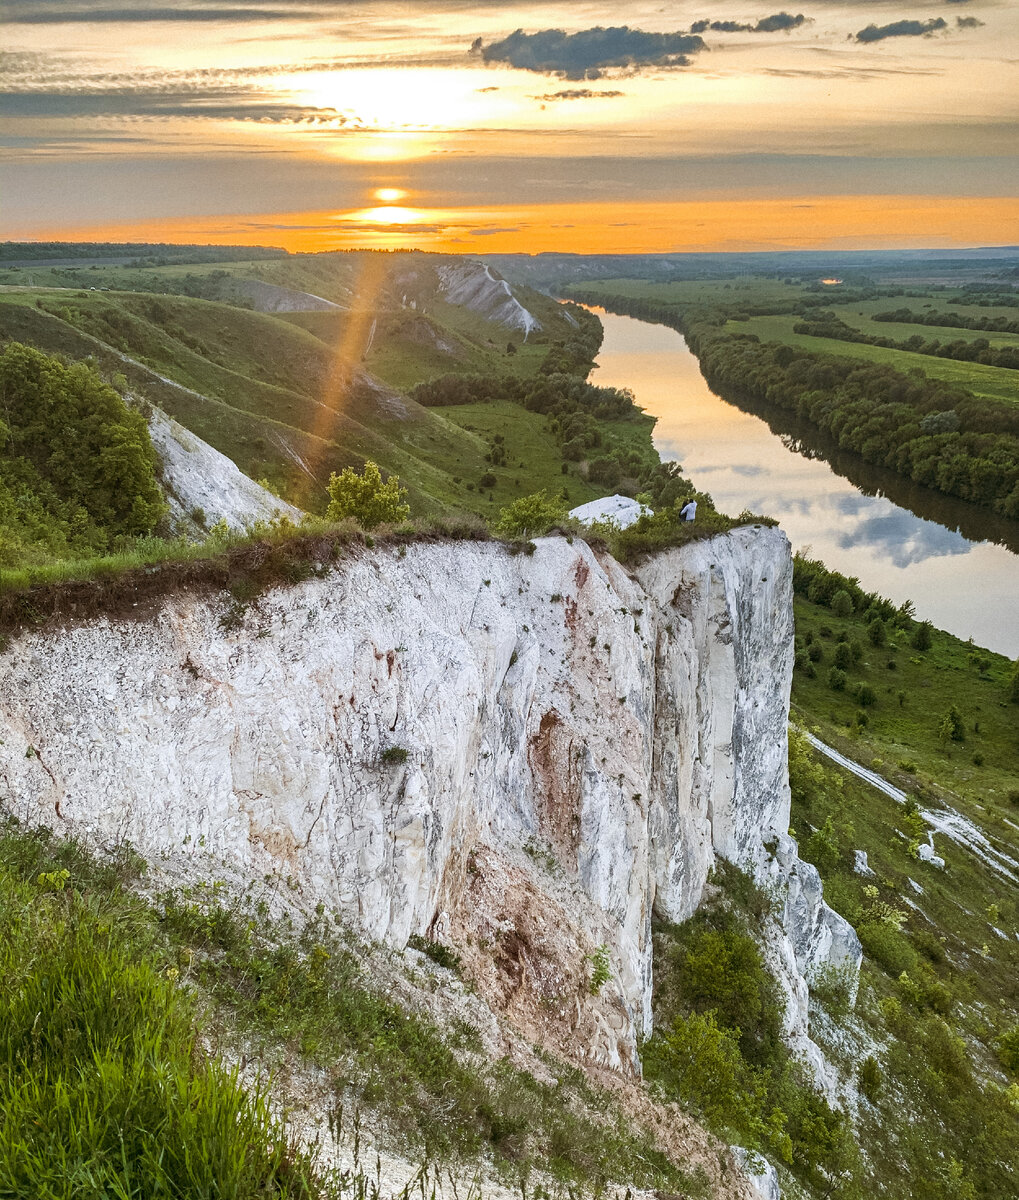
(408, 933), (462, 974)
(998, 1025), (1019, 1074)
(828, 667), (847, 692)
(911, 620), (933, 651)
(831, 589), (853, 618)
(588, 944), (612, 994)
(858, 920), (919, 978)
(938, 705), (966, 744)
(380, 746), (409, 765)
(326, 460), (410, 530)
(859, 1055), (883, 1101)
(493, 490), (567, 538)
(643, 1011), (768, 1132)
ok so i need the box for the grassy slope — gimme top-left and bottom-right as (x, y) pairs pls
(791, 596), (1018, 811)
(0, 287), (564, 517)
(789, 741), (1019, 1199)
(0, 821), (702, 1197)
(0, 825), (321, 1197)
(0, 256), (607, 520)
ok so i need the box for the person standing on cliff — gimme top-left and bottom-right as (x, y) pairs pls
(680, 498), (697, 522)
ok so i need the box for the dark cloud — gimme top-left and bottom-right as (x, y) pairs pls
(855, 18), (948, 42)
(5, 5), (314, 22)
(533, 88), (625, 101)
(474, 26), (706, 80)
(955, 15), (983, 28)
(690, 12), (808, 34)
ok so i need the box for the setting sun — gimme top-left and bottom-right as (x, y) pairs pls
(374, 188), (408, 204)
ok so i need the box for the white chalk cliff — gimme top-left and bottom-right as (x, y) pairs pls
(436, 261), (541, 337)
(0, 527), (858, 1080)
(148, 407), (304, 533)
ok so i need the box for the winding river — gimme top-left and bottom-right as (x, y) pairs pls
(587, 308), (1019, 658)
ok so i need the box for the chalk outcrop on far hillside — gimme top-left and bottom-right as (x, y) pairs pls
(436, 260), (541, 337)
(0, 527), (857, 1079)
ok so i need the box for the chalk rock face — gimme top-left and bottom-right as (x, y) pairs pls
(435, 261), (540, 337)
(0, 527), (841, 1074)
(149, 407), (304, 533)
(731, 1148), (782, 1200)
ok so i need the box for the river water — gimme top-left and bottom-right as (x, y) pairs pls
(588, 308), (1019, 658)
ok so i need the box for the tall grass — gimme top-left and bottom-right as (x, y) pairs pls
(0, 839), (321, 1198)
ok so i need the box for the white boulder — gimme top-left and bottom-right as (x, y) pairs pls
(569, 495), (648, 530)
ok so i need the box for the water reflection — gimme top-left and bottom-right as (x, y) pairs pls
(588, 308), (1019, 657)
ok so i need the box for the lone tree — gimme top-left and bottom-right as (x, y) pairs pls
(911, 620), (933, 652)
(831, 589), (853, 618)
(938, 704), (966, 744)
(326, 460), (410, 529)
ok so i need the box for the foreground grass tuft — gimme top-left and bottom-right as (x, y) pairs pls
(0, 821), (319, 1199)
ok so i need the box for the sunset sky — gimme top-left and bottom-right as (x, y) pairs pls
(2, 0), (1017, 252)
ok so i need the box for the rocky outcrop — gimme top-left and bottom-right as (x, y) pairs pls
(148, 407), (304, 533)
(0, 527), (847, 1081)
(436, 261), (540, 337)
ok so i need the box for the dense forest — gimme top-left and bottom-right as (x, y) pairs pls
(0, 343), (165, 566)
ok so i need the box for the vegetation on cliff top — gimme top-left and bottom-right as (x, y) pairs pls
(0, 342), (164, 568)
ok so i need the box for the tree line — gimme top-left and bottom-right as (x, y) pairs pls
(792, 314), (1019, 371)
(873, 307), (1019, 335)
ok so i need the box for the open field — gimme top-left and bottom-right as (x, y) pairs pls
(730, 314), (1019, 405)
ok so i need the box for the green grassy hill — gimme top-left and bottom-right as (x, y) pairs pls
(0, 255), (614, 521)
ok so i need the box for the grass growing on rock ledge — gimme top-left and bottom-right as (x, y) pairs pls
(0, 821), (704, 1198)
(0, 500), (772, 642)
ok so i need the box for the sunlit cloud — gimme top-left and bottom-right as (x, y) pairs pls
(855, 18), (949, 42)
(532, 88), (625, 101)
(3, 0), (1015, 252)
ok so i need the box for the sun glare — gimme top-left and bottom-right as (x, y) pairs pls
(374, 188), (407, 204)
(345, 205), (426, 226)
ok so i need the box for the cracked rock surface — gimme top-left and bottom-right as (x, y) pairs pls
(0, 527), (849, 1080)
